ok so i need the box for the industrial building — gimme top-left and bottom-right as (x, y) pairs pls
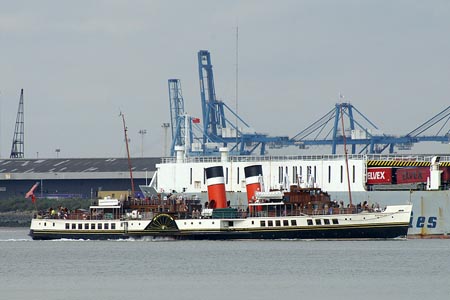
(0, 157), (159, 199)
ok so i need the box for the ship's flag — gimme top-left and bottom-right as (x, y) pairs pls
(25, 182), (40, 203)
(192, 117), (200, 124)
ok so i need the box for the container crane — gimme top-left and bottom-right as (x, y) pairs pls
(168, 79), (203, 156)
(197, 50), (288, 155)
(169, 51), (450, 156)
(290, 102), (450, 154)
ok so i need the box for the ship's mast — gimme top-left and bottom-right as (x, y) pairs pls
(120, 112), (135, 199)
(340, 103), (353, 207)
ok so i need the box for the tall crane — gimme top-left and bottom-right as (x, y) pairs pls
(168, 79), (201, 156)
(197, 50), (288, 155)
(10, 89), (25, 158)
(168, 79), (186, 152)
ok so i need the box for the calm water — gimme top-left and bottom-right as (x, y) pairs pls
(1, 227), (449, 300)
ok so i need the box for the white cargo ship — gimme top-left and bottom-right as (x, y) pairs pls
(151, 147), (450, 238)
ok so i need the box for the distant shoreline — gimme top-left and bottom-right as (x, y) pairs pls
(0, 212), (32, 227)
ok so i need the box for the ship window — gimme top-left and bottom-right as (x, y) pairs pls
(53, 223), (55, 227)
(237, 167), (240, 184)
(283, 220), (289, 226)
(91, 223), (95, 230)
(251, 221), (254, 225)
(260, 221), (266, 227)
(291, 220), (297, 226)
(44, 222), (46, 227)
(104, 223), (109, 230)
(276, 220), (281, 226)
(332, 219), (339, 224)
(328, 166), (331, 183)
(293, 166), (297, 183)
(111, 223), (116, 230)
(352, 165), (356, 183)
(78, 224), (82, 230)
(65, 223), (70, 229)
(190, 168), (192, 185)
(72, 223), (76, 229)
(226, 168), (229, 185)
(314, 166), (316, 181)
(228, 221), (234, 227)
(315, 219), (322, 225)
(324, 219), (330, 225)
(268, 220), (273, 227)
(307, 219), (313, 226)
(98, 223), (102, 229)
(340, 166), (343, 183)
(279, 166), (283, 184)
(84, 223), (89, 230)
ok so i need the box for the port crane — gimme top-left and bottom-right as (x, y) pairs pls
(197, 50), (288, 155)
(10, 89), (25, 158)
(168, 50), (288, 156)
(168, 50), (450, 156)
(289, 102), (450, 154)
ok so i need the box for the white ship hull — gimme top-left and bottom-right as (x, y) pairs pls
(29, 205), (412, 240)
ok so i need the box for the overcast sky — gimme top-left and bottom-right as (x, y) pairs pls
(1, 0), (449, 159)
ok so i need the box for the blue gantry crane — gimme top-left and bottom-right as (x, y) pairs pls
(168, 50), (289, 156)
(169, 50), (450, 156)
(168, 79), (203, 156)
(194, 50), (288, 155)
(289, 102), (450, 154)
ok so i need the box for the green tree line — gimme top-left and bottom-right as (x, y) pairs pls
(0, 197), (91, 213)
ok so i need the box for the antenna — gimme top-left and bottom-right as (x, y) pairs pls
(235, 26), (239, 146)
(339, 102), (353, 207)
(10, 89), (25, 158)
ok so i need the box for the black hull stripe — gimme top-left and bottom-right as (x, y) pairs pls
(128, 224), (409, 240)
(30, 224), (409, 240)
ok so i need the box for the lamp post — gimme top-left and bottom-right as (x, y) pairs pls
(138, 129), (147, 157)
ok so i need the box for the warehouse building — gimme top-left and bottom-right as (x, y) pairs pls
(0, 157), (160, 199)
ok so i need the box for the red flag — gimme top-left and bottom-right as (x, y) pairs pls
(192, 117), (200, 124)
(26, 182), (39, 203)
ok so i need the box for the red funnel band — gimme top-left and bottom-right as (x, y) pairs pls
(207, 184), (227, 209)
(245, 182), (261, 202)
(205, 166), (227, 209)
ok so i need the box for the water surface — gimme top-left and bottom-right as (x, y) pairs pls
(1, 228), (448, 300)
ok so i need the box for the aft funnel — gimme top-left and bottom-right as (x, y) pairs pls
(205, 166), (227, 209)
(244, 165), (263, 204)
